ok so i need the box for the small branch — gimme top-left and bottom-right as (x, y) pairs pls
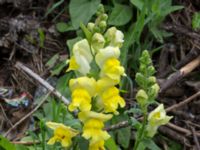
(160, 56), (200, 93)
(166, 91), (200, 112)
(4, 92), (51, 137)
(105, 120), (129, 131)
(0, 103), (13, 127)
(159, 126), (191, 147)
(190, 127), (200, 150)
(162, 23), (200, 40)
(15, 61), (70, 105)
(12, 141), (40, 145)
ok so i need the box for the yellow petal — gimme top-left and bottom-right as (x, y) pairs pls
(97, 77), (118, 93)
(66, 56), (79, 72)
(89, 140), (105, 150)
(69, 77), (97, 96)
(46, 122), (63, 130)
(78, 111), (113, 123)
(61, 137), (71, 147)
(47, 136), (57, 145)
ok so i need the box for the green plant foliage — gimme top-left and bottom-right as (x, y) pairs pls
(69, 0), (101, 29)
(37, 28), (45, 48)
(46, 54), (59, 69)
(0, 135), (16, 150)
(56, 22), (75, 32)
(112, 113), (131, 148)
(50, 60), (67, 76)
(117, 127), (131, 148)
(192, 12), (200, 30)
(45, 0), (65, 17)
(108, 3), (133, 26)
(130, 0), (183, 43)
(105, 137), (118, 150)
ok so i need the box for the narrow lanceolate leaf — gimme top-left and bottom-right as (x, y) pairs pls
(108, 4), (133, 26)
(69, 0), (100, 29)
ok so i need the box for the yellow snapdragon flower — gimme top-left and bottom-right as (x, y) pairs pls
(69, 88), (91, 111)
(67, 39), (93, 75)
(46, 122), (78, 147)
(101, 87), (125, 115)
(100, 58), (125, 82)
(68, 77), (96, 111)
(78, 111), (112, 144)
(104, 27), (124, 48)
(95, 46), (120, 68)
(146, 104), (173, 137)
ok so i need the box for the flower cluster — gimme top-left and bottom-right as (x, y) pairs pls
(47, 5), (126, 150)
(135, 50), (172, 138)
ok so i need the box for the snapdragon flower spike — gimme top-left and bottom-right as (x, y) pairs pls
(146, 104), (173, 137)
(68, 77), (96, 112)
(46, 122), (78, 147)
(67, 39), (92, 75)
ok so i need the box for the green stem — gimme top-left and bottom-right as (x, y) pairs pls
(133, 112), (147, 150)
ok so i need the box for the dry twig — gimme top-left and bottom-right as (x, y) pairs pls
(15, 61), (70, 104)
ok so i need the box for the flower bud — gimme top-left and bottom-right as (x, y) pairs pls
(136, 89), (148, 106)
(105, 27), (124, 48)
(97, 4), (104, 14)
(101, 14), (108, 21)
(91, 33), (105, 52)
(148, 83), (160, 100)
(147, 66), (156, 75)
(99, 21), (107, 29)
(139, 50), (151, 65)
(148, 76), (156, 85)
(87, 22), (95, 32)
(135, 73), (146, 87)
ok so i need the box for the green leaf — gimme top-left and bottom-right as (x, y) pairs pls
(69, 0), (100, 29)
(15, 145), (28, 150)
(130, 0), (144, 10)
(0, 135), (16, 150)
(140, 138), (161, 150)
(46, 54), (59, 69)
(117, 127), (131, 148)
(56, 73), (73, 98)
(56, 22), (75, 32)
(80, 22), (92, 41)
(45, 0), (64, 17)
(108, 4), (133, 26)
(112, 113), (131, 148)
(192, 12), (200, 30)
(77, 137), (89, 150)
(105, 137), (118, 150)
(50, 60), (67, 76)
